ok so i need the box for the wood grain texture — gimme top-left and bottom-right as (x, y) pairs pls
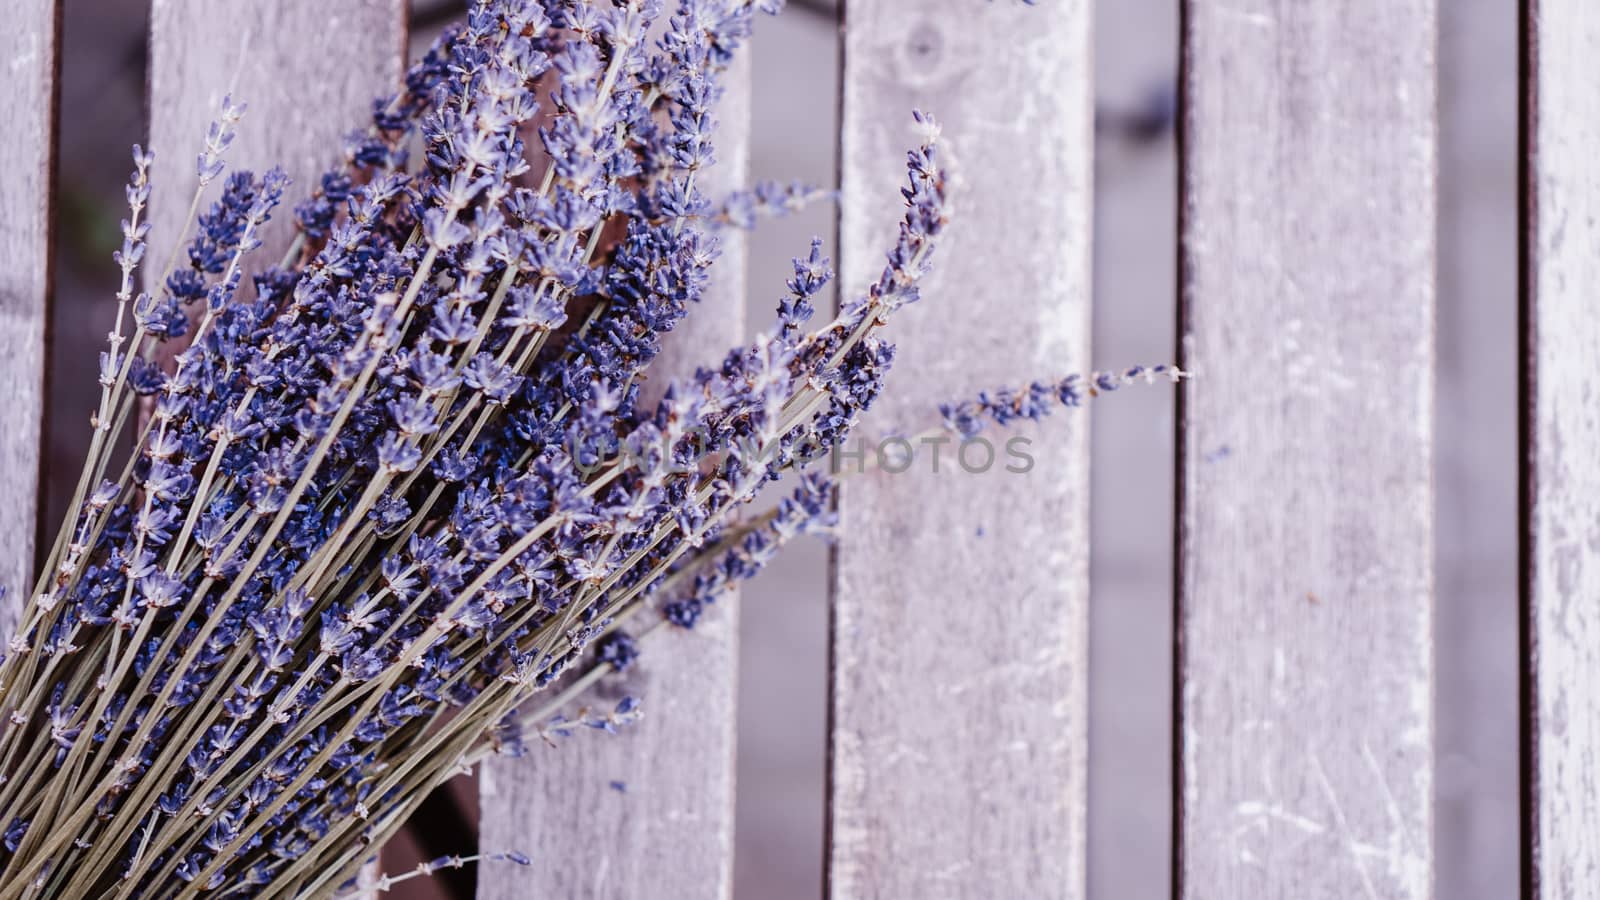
(829, 2), (1092, 897)
(148, 0), (409, 296)
(0, 0), (58, 639)
(1524, 1), (1600, 895)
(1176, 3), (1436, 898)
(146, 1), (406, 893)
(477, 52), (751, 900)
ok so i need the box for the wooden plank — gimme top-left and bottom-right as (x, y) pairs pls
(145, 0), (407, 891)
(1175, 3), (1435, 898)
(0, 0), (58, 638)
(828, 3), (1092, 897)
(476, 52), (752, 900)
(1523, 1), (1600, 895)
(147, 0), (409, 290)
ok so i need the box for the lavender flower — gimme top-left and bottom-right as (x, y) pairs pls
(715, 180), (834, 229)
(940, 364), (1189, 438)
(0, 1), (1154, 895)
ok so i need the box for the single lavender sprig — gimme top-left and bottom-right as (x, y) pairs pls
(344, 850), (532, 896)
(714, 180), (834, 229)
(941, 364), (1190, 437)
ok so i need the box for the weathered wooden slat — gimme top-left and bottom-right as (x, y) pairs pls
(828, 3), (1092, 897)
(147, 0), (409, 287)
(477, 52), (752, 900)
(1176, 3), (1435, 898)
(145, 0), (407, 892)
(0, 0), (58, 638)
(1524, 1), (1600, 895)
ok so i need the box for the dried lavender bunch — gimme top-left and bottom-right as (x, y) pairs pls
(0, 0), (968, 895)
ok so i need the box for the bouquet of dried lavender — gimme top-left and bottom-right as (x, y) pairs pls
(0, 0), (1166, 895)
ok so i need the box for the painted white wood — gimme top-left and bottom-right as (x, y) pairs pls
(1525, 1), (1600, 895)
(147, 0), (409, 294)
(0, 0), (57, 639)
(1177, 2), (1436, 897)
(829, 1), (1093, 896)
(147, 2), (407, 893)
(476, 51), (752, 900)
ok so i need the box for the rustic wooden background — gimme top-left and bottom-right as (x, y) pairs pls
(20, 0), (1527, 897)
